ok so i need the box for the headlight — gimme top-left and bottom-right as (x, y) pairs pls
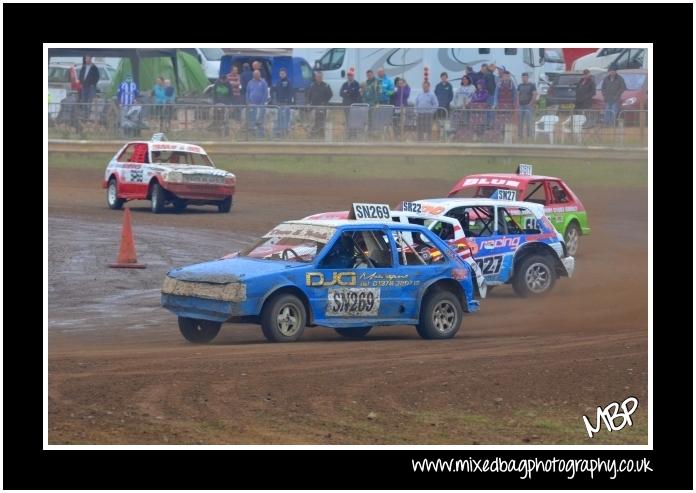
(224, 174), (236, 185)
(164, 171), (183, 183)
(622, 97), (637, 106)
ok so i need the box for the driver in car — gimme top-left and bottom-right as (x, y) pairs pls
(321, 234), (357, 269)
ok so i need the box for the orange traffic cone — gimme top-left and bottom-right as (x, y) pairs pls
(108, 208), (146, 269)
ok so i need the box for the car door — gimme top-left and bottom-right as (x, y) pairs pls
(543, 179), (575, 232)
(307, 227), (404, 324)
(115, 143), (149, 198)
(387, 227), (456, 320)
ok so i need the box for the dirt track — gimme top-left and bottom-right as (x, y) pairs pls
(48, 166), (648, 444)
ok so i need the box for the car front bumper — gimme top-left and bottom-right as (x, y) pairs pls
(162, 182), (235, 201)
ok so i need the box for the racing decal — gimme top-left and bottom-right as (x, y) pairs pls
(357, 272), (421, 288)
(263, 224), (336, 243)
(475, 255), (504, 275)
(524, 217), (539, 229)
(420, 204), (446, 215)
(478, 236), (521, 251)
(306, 272), (356, 287)
(461, 177), (520, 188)
(327, 288), (380, 316)
(129, 169), (144, 183)
(352, 203), (391, 220)
(401, 202), (422, 213)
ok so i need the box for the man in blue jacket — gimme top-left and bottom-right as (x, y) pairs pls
(377, 67), (394, 105)
(246, 70), (269, 138)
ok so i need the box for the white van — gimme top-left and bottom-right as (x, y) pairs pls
(181, 48), (225, 82)
(572, 48), (647, 71)
(292, 48), (566, 103)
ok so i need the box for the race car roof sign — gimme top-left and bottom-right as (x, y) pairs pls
(350, 203), (391, 221)
(517, 163), (533, 175)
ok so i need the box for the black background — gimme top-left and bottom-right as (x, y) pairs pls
(4, 1), (692, 489)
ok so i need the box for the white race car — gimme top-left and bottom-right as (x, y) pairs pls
(103, 134), (236, 213)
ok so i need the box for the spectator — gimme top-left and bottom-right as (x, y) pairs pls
(483, 64), (496, 106)
(340, 68), (361, 105)
(117, 74), (139, 136)
(361, 69), (381, 106)
(117, 74), (139, 108)
(489, 63), (500, 86)
(240, 63), (253, 102)
(601, 64), (626, 126)
(273, 67), (293, 138)
(162, 80), (175, 131)
(471, 63), (487, 87)
(151, 76), (169, 130)
(453, 75), (475, 108)
(392, 77), (411, 138)
(434, 72), (454, 119)
(377, 67), (394, 105)
(516, 72), (537, 140)
(252, 60), (269, 82)
(228, 66), (242, 104)
(340, 68), (362, 139)
(69, 63), (81, 95)
(246, 70), (269, 138)
(78, 55), (99, 118)
(575, 68), (596, 125)
(213, 74), (233, 105)
(414, 80), (438, 141)
(493, 71), (517, 108)
(470, 80), (490, 105)
(307, 71), (333, 138)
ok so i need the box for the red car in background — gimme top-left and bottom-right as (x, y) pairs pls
(592, 69), (648, 124)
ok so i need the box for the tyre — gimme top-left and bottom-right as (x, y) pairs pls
(151, 182), (166, 213)
(178, 317), (221, 343)
(173, 198), (188, 213)
(416, 290), (463, 340)
(218, 196), (232, 213)
(512, 254), (556, 297)
(564, 222), (581, 256)
(260, 294), (306, 342)
(106, 178), (125, 210)
(335, 326), (372, 339)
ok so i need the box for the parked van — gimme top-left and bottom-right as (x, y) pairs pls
(572, 48), (647, 71)
(292, 48), (567, 103)
(181, 48), (225, 82)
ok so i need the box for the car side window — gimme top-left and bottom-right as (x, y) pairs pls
(448, 206), (495, 238)
(391, 229), (447, 266)
(117, 144), (137, 162)
(547, 180), (570, 204)
(319, 230), (392, 269)
(523, 181), (546, 204)
(497, 207), (524, 235)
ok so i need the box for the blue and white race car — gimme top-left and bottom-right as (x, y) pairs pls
(161, 214), (486, 343)
(396, 196), (575, 297)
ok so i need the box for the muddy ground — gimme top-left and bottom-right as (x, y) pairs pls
(48, 165), (648, 444)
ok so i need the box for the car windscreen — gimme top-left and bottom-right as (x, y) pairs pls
(151, 151), (213, 166)
(241, 223), (337, 263)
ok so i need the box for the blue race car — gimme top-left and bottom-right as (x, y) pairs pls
(161, 218), (486, 343)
